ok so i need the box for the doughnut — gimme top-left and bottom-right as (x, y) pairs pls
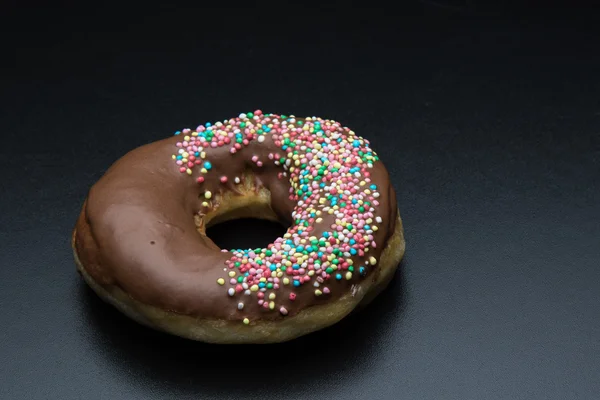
(72, 110), (405, 343)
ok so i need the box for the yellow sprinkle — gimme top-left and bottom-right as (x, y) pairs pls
(186, 168), (192, 175)
(171, 155), (176, 159)
(205, 191), (212, 199)
(243, 318), (250, 325)
(201, 168), (208, 173)
(200, 151), (206, 159)
(283, 277), (290, 285)
(182, 151), (189, 157)
(308, 270), (315, 276)
(366, 218), (373, 224)
(250, 285), (259, 292)
(184, 136), (190, 141)
(369, 256), (377, 265)
(373, 226), (379, 231)
(269, 301), (275, 310)
(333, 162), (341, 169)
(192, 132), (198, 136)
(360, 181), (366, 186)
(201, 201), (209, 207)
(182, 158), (188, 163)
(316, 210), (322, 216)
(347, 259), (353, 265)
(269, 293), (276, 300)
(217, 278), (225, 285)
(345, 272), (352, 280)
(270, 271), (277, 278)
(228, 271), (236, 277)
(315, 289), (323, 296)
(277, 271), (283, 278)
(259, 277), (266, 282)
(365, 189), (371, 194)
(319, 198), (326, 204)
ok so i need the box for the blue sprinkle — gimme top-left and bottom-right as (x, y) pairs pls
(323, 232), (329, 238)
(306, 246), (313, 252)
(176, 155), (182, 160)
(174, 131), (181, 135)
(194, 152), (199, 156)
(292, 264), (299, 270)
(359, 267), (366, 276)
(317, 251), (323, 257)
(335, 274), (342, 280)
(258, 282), (266, 288)
(352, 199), (358, 204)
(353, 140), (361, 147)
(296, 246), (304, 252)
(293, 280), (301, 287)
(370, 184), (377, 190)
(205, 122), (212, 127)
(350, 248), (357, 255)
(269, 265), (276, 271)
(203, 161), (212, 169)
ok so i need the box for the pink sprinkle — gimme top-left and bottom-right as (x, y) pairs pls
(289, 293), (296, 301)
(179, 167), (186, 173)
(196, 176), (204, 183)
(256, 161), (263, 167)
(251, 155), (259, 163)
(280, 307), (288, 315)
(323, 287), (330, 294)
(220, 176), (228, 183)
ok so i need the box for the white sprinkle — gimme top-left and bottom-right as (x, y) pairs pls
(234, 177), (241, 184)
(257, 135), (265, 143)
(373, 192), (380, 198)
(228, 288), (235, 296)
(238, 302), (244, 310)
(244, 290), (251, 296)
(242, 283), (249, 290)
(376, 216), (382, 223)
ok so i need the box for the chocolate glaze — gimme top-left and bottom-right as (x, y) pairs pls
(74, 116), (397, 321)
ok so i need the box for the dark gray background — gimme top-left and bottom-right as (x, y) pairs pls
(1, 3), (599, 399)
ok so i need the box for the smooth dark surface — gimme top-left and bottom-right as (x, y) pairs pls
(1, 4), (599, 400)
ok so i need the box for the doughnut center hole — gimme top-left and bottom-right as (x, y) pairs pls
(206, 218), (289, 250)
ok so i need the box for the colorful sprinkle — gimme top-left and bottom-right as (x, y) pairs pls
(172, 111), (385, 320)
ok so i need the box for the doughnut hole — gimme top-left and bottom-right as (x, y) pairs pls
(194, 178), (293, 251)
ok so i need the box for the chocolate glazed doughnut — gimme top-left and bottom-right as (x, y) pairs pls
(72, 111), (405, 343)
